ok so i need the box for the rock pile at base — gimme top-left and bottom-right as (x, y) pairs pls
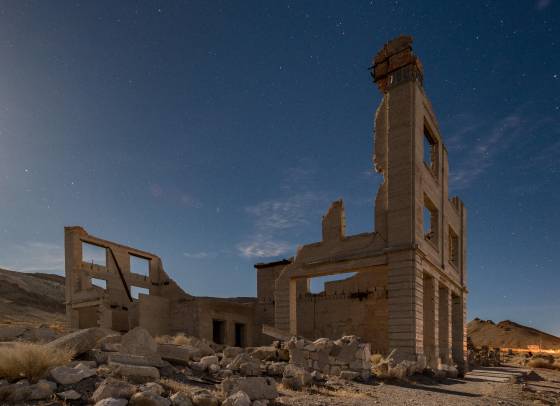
(1, 325), (464, 405)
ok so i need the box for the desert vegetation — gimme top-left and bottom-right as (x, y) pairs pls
(0, 342), (73, 382)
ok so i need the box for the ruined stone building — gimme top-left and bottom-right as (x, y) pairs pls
(65, 36), (467, 370)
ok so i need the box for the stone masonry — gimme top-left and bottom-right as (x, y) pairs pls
(65, 35), (468, 372)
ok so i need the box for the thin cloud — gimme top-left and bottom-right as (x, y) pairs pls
(183, 251), (211, 259)
(0, 241), (64, 274)
(448, 114), (523, 190)
(237, 236), (292, 258)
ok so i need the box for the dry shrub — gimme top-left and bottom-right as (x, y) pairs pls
(173, 334), (190, 346)
(0, 343), (74, 382)
(155, 335), (171, 344)
(160, 378), (197, 395)
(370, 353), (383, 366)
(527, 359), (560, 371)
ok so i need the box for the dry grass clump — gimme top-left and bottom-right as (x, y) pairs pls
(173, 334), (190, 346)
(370, 353), (383, 366)
(160, 378), (198, 395)
(527, 358), (560, 371)
(0, 343), (73, 382)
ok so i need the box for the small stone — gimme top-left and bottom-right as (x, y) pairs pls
(50, 364), (97, 385)
(95, 398), (129, 406)
(129, 390), (171, 406)
(170, 392), (193, 406)
(92, 378), (137, 402)
(110, 362), (160, 383)
(57, 389), (82, 400)
(140, 382), (164, 396)
(339, 370), (360, 381)
(222, 390), (251, 406)
(200, 355), (219, 368)
(191, 389), (219, 406)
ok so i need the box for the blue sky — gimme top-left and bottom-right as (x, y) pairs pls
(0, 1), (559, 335)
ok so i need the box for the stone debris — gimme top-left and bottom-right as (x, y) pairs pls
(92, 377), (138, 402)
(130, 389), (171, 405)
(57, 389), (82, 400)
(47, 327), (111, 355)
(222, 390), (251, 406)
(287, 335), (371, 381)
(95, 398), (130, 406)
(170, 391), (194, 406)
(221, 376), (278, 400)
(50, 363), (97, 384)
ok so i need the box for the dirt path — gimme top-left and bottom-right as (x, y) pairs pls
(275, 366), (560, 406)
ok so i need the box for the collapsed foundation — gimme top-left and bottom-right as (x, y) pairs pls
(65, 35), (468, 372)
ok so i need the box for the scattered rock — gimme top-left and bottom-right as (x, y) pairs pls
(109, 352), (166, 368)
(47, 327), (111, 355)
(158, 343), (199, 365)
(129, 390), (171, 406)
(221, 376), (278, 401)
(95, 398), (129, 406)
(57, 389), (82, 400)
(282, 364), (311, 390)
(222, 390), (251, 406)
(200, 355), (219, 368)
(110, 362), (160, 383)
(223, 347), (244, 359)
(140, 382), (164, 396)
(191, 389), (220, 406)
(29, 381), (55, 400)
(92, 378), (137, 402)
(339, 370), (360, 381)
(121, 327), (159, 356)
(50, 364), (97, 385)
(170, 391), (193, 406)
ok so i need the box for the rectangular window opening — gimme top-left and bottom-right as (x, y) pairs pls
(234, 323), (246, 347)
(423, 125), (438, 176)
(82, 242), (106, 266)
(308, 272), (358, 294)
(212, 319), (226, 345)
(91, 278), (106, 290)
(131, 286), (149, 299)
(449, 227), (459, 267)
(423, 195), (439, 246)
(130, 255), (150, 276)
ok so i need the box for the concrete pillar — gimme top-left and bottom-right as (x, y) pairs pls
(438, 285), (452, 364)
(452, 292), (467, 371)
(64, 227), (85, 329)
(387, 252), (423, 362)
(422, 274), (439, 368)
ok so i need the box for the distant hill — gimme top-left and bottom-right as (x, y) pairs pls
(468, 318), (560, 350)
(0, 268), (66, 326)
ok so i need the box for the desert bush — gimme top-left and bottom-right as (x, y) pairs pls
(172, 334), (190, 346)
(0, 343), (73, 382)
(527, 358), (560, 371)
(370, 353), (383, 366)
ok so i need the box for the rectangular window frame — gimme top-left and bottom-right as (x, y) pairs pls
(423, 123), (440, 180)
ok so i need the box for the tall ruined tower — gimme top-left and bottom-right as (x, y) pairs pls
(372, 36), (467, 368)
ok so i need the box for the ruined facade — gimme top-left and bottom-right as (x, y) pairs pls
(65, 36), (467, 370)
(64, 226), (256, 347)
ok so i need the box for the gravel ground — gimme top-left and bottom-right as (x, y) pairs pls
(275, 370), (560, 406)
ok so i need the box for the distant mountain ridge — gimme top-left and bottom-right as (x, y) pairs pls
(0, 267), (66, 326)
(468, 318), (560, 350)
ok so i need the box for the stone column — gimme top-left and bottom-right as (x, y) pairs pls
(422, 274), (439, 369)
(452, 292), (467, 371)
(438, 285), (452, 364)
(387, 251), (423, 362)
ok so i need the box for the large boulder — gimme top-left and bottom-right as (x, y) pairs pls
(248, 347), (277, 362)
(49, 364), (97, 385)
(47, 327), (111, 355)
(121, 327), (158, 356)
(221, 376), (278, 401)
(108, 353), (166, 368)
(92, 378), (137, 402)
(158, 343), (199, 365)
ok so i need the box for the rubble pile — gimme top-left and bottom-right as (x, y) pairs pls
(286, 336), (372, 382)
(0, 326), (380, 405)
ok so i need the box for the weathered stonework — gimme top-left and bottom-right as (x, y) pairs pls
(65, 35), (467, 372)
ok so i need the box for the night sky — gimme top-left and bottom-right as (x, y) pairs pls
(0, 1), (559, 334)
